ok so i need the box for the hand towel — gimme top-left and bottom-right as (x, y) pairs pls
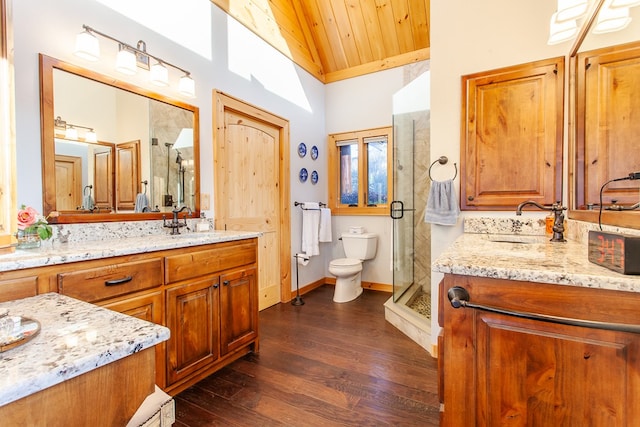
(135, 193), (149, 213)
(319, 207), (332, 242)
(301, 202), (320, 256)
(424, 179), (460, 226)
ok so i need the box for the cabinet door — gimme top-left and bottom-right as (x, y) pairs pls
(166, 277), (219, 385)
(461, 57), (563, 210)
(101, 291), (166, 388)
(576, 42), (640, 208)
(220, 267), (257, 356)
(442, 275), (640, 426)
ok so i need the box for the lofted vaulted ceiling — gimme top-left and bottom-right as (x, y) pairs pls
(211, 0), (430, 83)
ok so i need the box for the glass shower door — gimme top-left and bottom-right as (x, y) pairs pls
(390, 119), (415, 302)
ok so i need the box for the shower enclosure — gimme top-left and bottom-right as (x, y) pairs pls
(390, 69), (431, 304)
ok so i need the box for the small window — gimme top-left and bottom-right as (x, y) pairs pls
(328, 127), (392, 215)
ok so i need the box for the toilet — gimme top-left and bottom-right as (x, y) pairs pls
(329, 232), (378, 303)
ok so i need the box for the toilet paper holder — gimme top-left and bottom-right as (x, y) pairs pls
(292, 253), (308, 306)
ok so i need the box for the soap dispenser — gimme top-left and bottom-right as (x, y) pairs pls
(196, 213), (210, 232)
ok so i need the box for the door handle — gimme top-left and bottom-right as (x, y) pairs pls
(447, 286), (640, 334)
(390, 200), (404, 219)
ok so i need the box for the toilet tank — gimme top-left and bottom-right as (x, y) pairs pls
(341, 233), (378, 260)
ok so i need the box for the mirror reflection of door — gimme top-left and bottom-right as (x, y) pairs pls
(93, 147), (113, 209)
(55, 154), (81, 210)
(116, 140), (140, 211)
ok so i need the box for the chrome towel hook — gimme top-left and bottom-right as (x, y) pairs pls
(429, 156), (457, 181)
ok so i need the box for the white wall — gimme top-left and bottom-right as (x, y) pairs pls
(12, 0), (327, 289)
(429, 0), (575, 344)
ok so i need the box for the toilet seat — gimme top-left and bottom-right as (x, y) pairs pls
(329, 258), (361, 267)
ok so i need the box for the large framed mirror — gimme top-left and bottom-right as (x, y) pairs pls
(40, 54), (199, 223)
(569, 0), (640, 229)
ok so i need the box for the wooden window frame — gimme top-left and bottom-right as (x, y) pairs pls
(327, 126), (393, 216)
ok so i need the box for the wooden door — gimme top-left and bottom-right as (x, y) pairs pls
(116, 140), (140, 211)
(219, 267), (258, 355)
(214, 91), (291, 310)
(54, 154), (81, 211)
(576, 42), (640, 208)
(166, 278), (219, 386)
(93, 148), (113, 209)
(461, 57), (563, 210)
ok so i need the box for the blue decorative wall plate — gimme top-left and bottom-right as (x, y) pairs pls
(311, 145), (318, 160)
(311, 170), (318, 184)
(298, 142), (307, 158)
(299, 168), (308, 182)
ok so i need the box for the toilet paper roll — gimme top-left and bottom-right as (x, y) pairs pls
(296, 253), (310, 266)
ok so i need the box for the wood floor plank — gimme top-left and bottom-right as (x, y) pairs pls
(174, 285), (439, 426)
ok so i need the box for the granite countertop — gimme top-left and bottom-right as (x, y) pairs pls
(0, 230), (261, 272)
(432, 233), (640, 293)
(0, 293), (170, 406)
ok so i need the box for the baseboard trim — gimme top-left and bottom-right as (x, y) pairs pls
(287, 278), (391, 302)
(322, 277), (391, 293)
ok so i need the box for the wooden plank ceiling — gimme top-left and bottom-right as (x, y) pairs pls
(211, 0), (430, 83)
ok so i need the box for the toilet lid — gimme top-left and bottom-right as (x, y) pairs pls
(330, 258), (361, 267)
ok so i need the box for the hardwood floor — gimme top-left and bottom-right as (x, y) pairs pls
(173, 285), (440, 426)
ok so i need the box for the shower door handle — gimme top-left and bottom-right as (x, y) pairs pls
(390, 200), (415, 219)
(390, 200), (404, 219)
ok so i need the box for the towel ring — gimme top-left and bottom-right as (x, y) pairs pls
(141, 180), (148, 194)
(83, 185), (93, 196)
(429, 156), (457, 181)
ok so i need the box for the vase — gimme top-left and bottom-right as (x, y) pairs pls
(16, 230), (41, 249)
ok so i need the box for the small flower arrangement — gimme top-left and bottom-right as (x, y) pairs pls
(17, 205), (52, 240)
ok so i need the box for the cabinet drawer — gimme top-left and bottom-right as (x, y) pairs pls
(0, 276), (38, 303)
(165, 240), (256, 284)
(58, 258), (163, 303)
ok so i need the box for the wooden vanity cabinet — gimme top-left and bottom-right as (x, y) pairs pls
(440, 274), (640, 426)
(164, 239), (258, 394)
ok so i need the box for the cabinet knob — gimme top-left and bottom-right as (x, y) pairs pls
(213, 283), (219, 289)
(468, 196), (475, 201)
(223, 280), (230, 286)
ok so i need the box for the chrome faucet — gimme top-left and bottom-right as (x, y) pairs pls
(163, 206), (192, 235)
(516, 200), (567, 242)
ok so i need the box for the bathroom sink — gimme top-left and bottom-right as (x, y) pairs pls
(168, 232), (220, 239)
(485, 234), (543, 244)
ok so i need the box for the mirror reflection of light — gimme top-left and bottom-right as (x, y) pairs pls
(95, 0), (212, 60)
(227, 17), (312, 112)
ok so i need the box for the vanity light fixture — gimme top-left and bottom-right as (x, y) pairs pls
(547, 0), (640, 44)
(73, 24), (196, 97)
(74, 28), (100, 61)
(593, 1), (632, 33)
(611, 0), (640, 7)
(115, 45), (137, 76)
(150, 61), (169, 86)
(65, 126), (79, 141)
(556, 0), (590, 21)
(54, 116), (97, 142)
(548, 12), (579, 44)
